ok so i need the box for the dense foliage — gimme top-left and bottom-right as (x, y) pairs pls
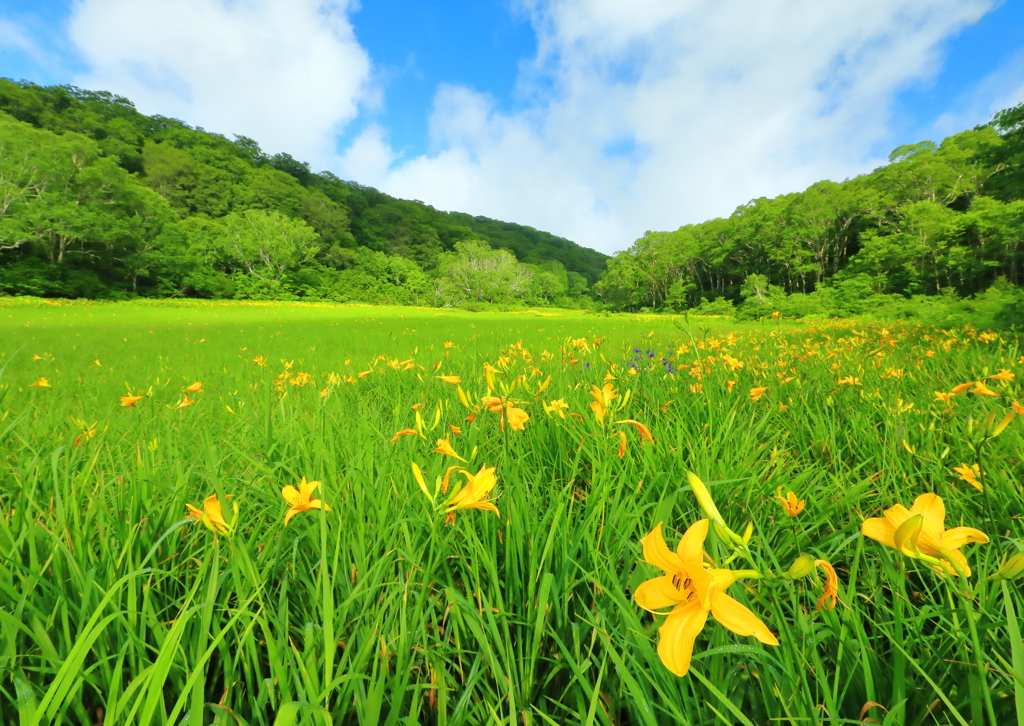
(0, 80), (607, 306)
(2, 302), (1023, 724)
(595, 101), (1024, 323)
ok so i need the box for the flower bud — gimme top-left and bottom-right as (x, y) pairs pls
(687, 471), (726, 529)
(787, 553), (816, 579)
(994, 551), (1024, 580)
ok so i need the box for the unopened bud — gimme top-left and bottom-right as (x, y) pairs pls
(994, 551), (1024, 580)
(687, 471), (726, 529)
(787, 553), (816, 579)
(742, 521), (754, 544)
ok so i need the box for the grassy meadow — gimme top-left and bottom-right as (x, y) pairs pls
(1, 299), (1023, 726)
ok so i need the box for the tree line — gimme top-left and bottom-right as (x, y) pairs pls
(0, 80), (606, 307)
(595, 101), (1024, 320)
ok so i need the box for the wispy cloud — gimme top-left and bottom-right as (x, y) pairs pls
(339, 0), (997, 253)
(67, 0), (373, 168)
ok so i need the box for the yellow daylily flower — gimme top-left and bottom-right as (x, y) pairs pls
(120, 395), (144, 407)
(952, 463), (983, 492)
(432, 437), (466, 461)
(749, 387), (768, 402)
(446, 465), (500, 518)
(861, 493), (988, 576)
(589, 383), (618, 422)
(185, 494), (236, 535)
(543, 399), (569, 418)
(634, 520), (778, 677)
(29, 377), (50, 387)
(482, 396), (529, 431)
(281, 477), (331, 526)
(186, 382), (204, 392)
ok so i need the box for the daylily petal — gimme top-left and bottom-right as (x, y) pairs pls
(893, 515), (923, 556)
(459, 500), (501, 516)
(281, 485), (301, 506)
(942, 526), (989, 549)
(635, 575), (688, 612)
(284, 508), (301, 526)
(710, 591), (778, 645)
(861, 517), (896, 548)
(299, 478), (319, 498)
(882, 504), (912, 530)
(677, 519), (709, 564)
(642, 523), (684, 574)
(657, 600), (708, 677)
(909, 493), (946, 551)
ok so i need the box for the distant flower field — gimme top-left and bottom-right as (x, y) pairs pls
(1, 300), (1023, 725)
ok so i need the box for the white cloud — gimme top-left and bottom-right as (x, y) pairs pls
(67, 0), (372, 169)
(340, 0), (997, 254)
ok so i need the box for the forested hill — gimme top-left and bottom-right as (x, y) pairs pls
(596, 100), (1024, 320)
(0, 79), (607, 305)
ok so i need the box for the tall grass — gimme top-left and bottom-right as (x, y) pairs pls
(1, 299), (1022, 725)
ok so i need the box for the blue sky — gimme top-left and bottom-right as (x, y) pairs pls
(2, 0), (1023, 254)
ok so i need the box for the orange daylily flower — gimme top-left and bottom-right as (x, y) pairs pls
(774, 487), (805, 517)
(120, 395), (144, 407)
(282, 477), (330, 525)
(950, 381), (977, 394)
(449, 424), (462, 435)
(814, 559), (839, 611)
(634, 520), (778, 677)
(1013, 401), (1024, 415)
(436, 375), (461, 385)
(614, 430), (628, 458)
(988, 369), (1015, 382)
(934, 391), (955, 404)
(969, 381), (1000, 397)
(749, 387), (768, 402)
(186, 382), (204, 392)
(185, 494), (235, 535)
(861, 493), (988, 576)
(29, 377), (50, 387)
(390, 428), (421, 443)
(176, 394), (195, 409)
(589, 383), (618, 422)
(432, 437), (466, 461)
(616, 419), (654, 444)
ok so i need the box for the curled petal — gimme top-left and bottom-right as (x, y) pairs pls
(942, 526), (989, 549)
(657, 600), (708, 677)
(894, 515), (923, 556)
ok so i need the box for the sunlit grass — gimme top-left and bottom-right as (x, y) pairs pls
(1, 299), (1022, 725)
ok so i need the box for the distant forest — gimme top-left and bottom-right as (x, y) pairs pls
(595, 99), (1024, 321)
(0, 80), (607, 307)
(3, 79), (1024, 321)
